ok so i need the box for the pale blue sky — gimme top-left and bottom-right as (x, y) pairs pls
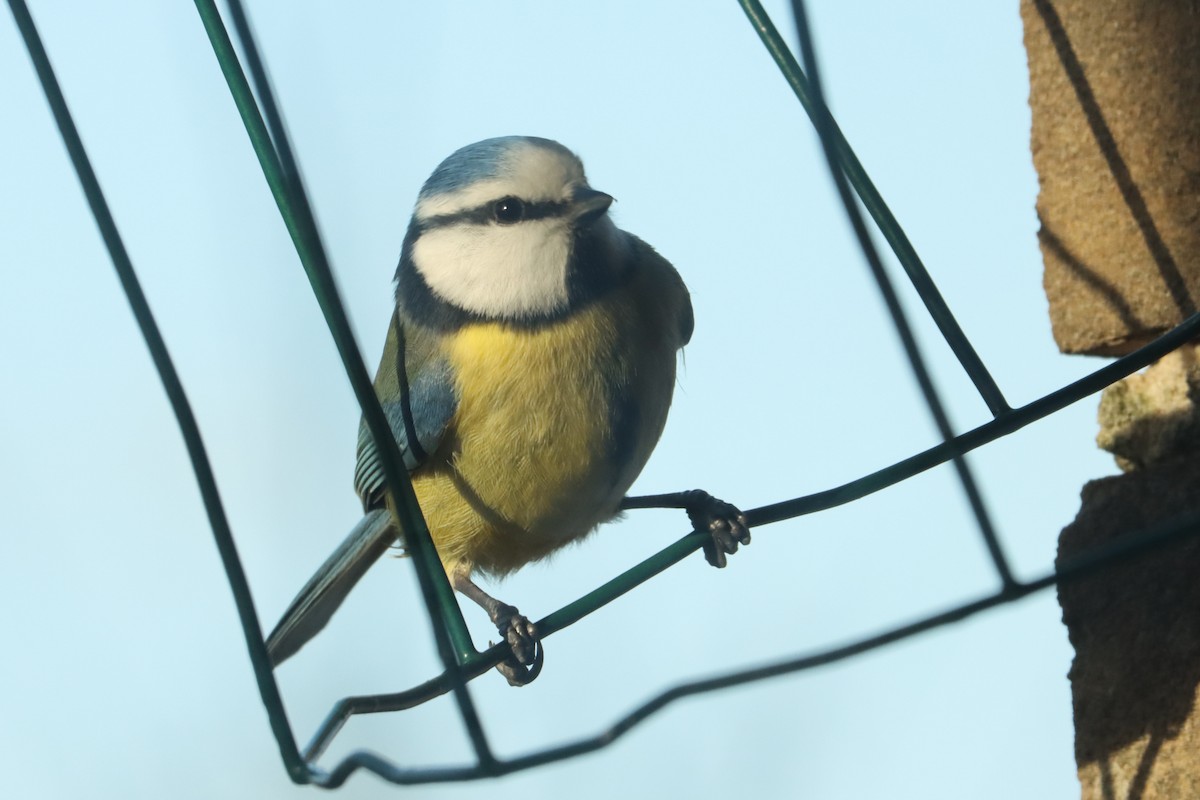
(2, 3), (1112, 798)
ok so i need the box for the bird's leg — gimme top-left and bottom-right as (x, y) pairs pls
(620, 489), (751, 569)
(451, 564), (543, 686)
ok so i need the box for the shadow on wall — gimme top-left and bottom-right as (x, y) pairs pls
(1032, 0), (1196, 330)
(1058, 458), (1200, 800)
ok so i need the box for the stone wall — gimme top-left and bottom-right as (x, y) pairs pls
(1022, 1), (1200, 796)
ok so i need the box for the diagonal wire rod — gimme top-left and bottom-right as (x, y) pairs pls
(292, 0), (1200, 765)
(194, 0), (498, 773)
(15, 0), (1200, 786)
(738, 0), (1011, 418)
(4, 0), (304, 775)
(307, 499), (1200, 786)
(299, 299), (1200, 766)
(782, 0), (1016, 591)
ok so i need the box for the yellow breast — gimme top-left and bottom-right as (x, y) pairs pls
(450, 302), (623, 522)
(411, 287), (678, 576)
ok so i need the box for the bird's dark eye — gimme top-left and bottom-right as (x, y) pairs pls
(492, 196), (525, 224)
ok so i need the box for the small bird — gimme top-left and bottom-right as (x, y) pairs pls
(267, 136), (749, 684)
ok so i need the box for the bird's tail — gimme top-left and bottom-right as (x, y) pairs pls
(266, 509), (397, 666)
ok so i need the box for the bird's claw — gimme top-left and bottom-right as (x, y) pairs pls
(491, 638), (544, 686)
(490, 603), (542, 686)
(682, 489), (751, 569)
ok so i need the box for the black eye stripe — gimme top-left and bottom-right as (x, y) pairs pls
(514, 200), (568, 221)
(421, 199), (570, 230)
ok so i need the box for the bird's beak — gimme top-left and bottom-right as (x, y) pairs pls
(571, 187), (614, 223)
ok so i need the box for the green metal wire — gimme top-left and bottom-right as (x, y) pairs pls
(4, 0), (303, 779)
(779, 0), (1017, 592)
(14, 0), (1200, 787)
(193, 0), (498, 772)
(191, 0), (474, 661)
(299, 301), (1200, 766)
(738, 0), (1012, 418)
(311, 493), (1200, 786)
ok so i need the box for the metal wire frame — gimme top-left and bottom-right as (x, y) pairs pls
(11, 0), (1200, 788)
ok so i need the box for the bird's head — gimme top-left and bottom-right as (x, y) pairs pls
(398, 136), (626, 324)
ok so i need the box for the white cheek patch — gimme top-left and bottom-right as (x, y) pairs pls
(413, 220), (572, 319)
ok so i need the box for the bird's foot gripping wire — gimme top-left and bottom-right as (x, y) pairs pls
(488, 603), (543, 687)
(622, 489), (751, 568)
(681, 489), (751, 569)
(453, 566), (544, 686)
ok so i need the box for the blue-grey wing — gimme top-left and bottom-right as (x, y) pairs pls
(606, 234), (692, 484)
(353, 310), (456, 508)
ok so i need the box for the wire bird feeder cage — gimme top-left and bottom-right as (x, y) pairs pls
(11, 0), (1200, 788)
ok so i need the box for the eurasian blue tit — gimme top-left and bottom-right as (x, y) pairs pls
(267, 136), (749, 684)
